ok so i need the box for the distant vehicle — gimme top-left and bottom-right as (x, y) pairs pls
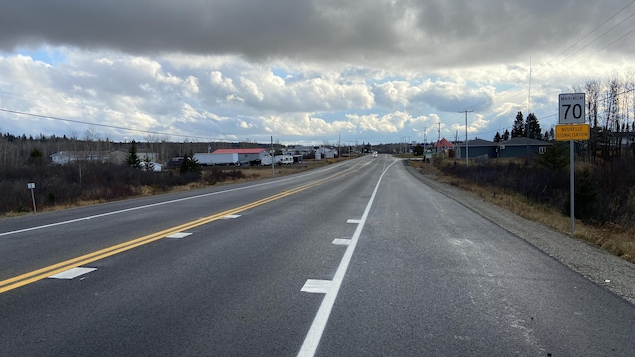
(261, 154), (294, 165)
(277, 154), (294, 165)
(194, 153), (241, 166)
(140, 162), (163, 171)
(372, 151), (378, 158)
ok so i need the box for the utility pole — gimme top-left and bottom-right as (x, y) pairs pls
(459, 110), (474, 167)
(423, 126), (427, 145)
(437, 122), (441, 153)
(528, 56), (532, 116)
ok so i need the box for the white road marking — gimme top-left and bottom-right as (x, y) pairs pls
(48, 267), (97, 280)
(301, 279), (332, 294)
(346, 219), (361, 224)
(331, 238), (351, 246)
(222, 214), (241, 219)
(297, 160), (398, 357)
(0, 160), (355, 238)
(166, 232), (193, 239)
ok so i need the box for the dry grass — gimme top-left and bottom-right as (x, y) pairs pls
(408, 159), (635, 264)
(4, 159), (342, 218)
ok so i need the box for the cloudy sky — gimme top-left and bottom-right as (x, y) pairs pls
(1, 0), (635, 145)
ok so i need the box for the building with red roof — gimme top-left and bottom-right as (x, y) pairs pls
(434, 138), (454, 154)
(212, 148), (270, 164)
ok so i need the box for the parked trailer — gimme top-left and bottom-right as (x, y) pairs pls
(194, 153), (241, 166)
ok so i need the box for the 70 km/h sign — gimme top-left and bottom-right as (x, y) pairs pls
(559, 93), (585, 124)
(557, 93), (588, 237)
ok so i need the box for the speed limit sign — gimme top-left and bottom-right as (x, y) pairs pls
(559, 93), (585, 124)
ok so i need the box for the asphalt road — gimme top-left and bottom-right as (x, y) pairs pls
(0, 155), (633, 356)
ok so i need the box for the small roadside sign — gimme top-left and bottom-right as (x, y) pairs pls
(559, 93), (585, 124)
(555, 124), (590, 141)
(27, 182), (37, 212)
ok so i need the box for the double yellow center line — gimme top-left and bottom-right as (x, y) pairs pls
(0, 162), (363, 294)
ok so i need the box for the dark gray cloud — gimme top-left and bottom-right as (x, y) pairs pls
(2, 0), (630, 69)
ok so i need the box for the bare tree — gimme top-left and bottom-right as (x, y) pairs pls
(585, 79), (601, 162)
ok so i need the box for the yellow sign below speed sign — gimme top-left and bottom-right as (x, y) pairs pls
(555, 124), (590, 141)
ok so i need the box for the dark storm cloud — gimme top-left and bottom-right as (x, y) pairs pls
(2, 0), (627, 68)
(0, 0), (402, 62)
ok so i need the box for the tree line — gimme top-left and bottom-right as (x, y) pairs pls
(433, 73), (635, 246)
(493, 111), (548, 142)
(0, 132), (270, 215)
(571, 75), (635, 162)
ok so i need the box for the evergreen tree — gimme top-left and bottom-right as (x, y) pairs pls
(493, 132), (501, 143)
(27, 148), (44, 165)
(142, 154), (155, 171)
(503, 129), (510, 141)
(180, 151), (201, 175)
(534, 142), (569, 171)
(511, 111), (525, 138)
(525, 113), (542, 140)
(126, 141), (142, 169)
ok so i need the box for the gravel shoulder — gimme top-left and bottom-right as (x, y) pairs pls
(405, 162), (635, 306)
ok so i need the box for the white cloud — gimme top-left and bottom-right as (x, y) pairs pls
(1, 1), (635, 144)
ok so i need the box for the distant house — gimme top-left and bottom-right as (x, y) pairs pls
(108, 149), (158, 165)
(434, 138), (454, 155)
(292, 146), (314, 156)
(50, 151), (108, 165)
(497, 137), (551, 158)
(456, 138), (497, 159)
(315, 147), (336, 160)
(51, 149), (161, 166)
(212, 148), (270, 164)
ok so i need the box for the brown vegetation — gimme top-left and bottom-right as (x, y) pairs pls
(0, 159), (339, 217)
(408, 158), (635, 264)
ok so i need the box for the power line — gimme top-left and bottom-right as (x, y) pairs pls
(534, 0), (635, 77)
(466, 1), (635, 116)
(0, 108), (224, 142)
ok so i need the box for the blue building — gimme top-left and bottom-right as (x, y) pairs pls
(497, 137), (551, 158)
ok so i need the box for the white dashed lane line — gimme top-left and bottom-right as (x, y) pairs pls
(166, 232), (193, 239)
(48, 267), (97, 280)
(298, 160), (398, 357)
(331, 238), (351, 246)
(301, 280), (332, 294)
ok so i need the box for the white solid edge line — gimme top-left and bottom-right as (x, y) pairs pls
(297, 159), (398, 357)
(0, 159), (361, 238)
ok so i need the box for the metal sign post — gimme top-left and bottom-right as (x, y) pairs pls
(557, 93), (586, 236)
(271, 136), (275, 176)
(27, 182), (36, 213)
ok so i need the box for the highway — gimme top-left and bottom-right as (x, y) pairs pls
(0, 155), (634, 356)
